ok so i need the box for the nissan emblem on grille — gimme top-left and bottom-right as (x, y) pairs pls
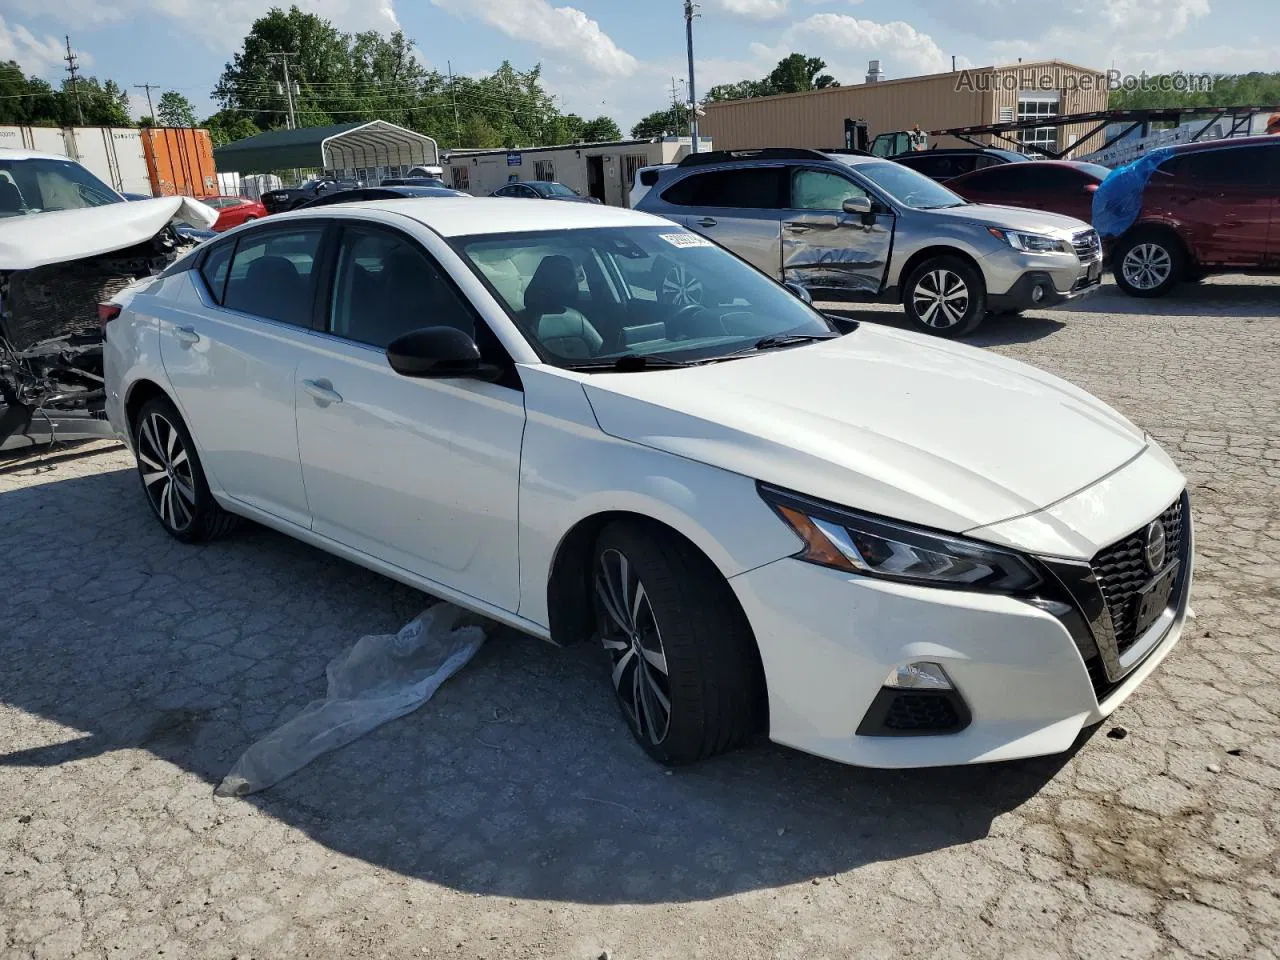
(1144, 519), (1167, 573)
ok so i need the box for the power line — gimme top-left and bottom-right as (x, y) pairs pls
(134, 82), (160, 118)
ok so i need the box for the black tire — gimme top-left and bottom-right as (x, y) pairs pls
(903, 255), (986, 337)
(133, 395), (240, 544)
(1112, 229), (1185, 298)
(592, 520), (765, 765)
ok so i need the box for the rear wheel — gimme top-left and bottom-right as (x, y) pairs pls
(592, 520), (764, 765)
(903, 256), (986, 337)
(1113, 230), (1184, 298)
(133, 396), (240, 543)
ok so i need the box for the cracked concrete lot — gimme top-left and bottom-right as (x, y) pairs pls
(2, 277), (1279, 959)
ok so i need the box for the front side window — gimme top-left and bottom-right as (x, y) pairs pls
(329, 225), (475, 349)
(791, 169), (870, 210)
(1181, 146), (1275, 187)
(542, 182), (578, 197)
(222, 226), (325, 326)
(453, 226), (836, 368)
(849, 160), (966, 210)
(0, 158), (121, 217)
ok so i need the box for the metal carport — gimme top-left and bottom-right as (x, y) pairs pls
(213, 121), (439, 174)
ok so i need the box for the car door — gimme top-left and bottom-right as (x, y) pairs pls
(157, 222), (330, 529)
(780, 166), (894, 297)
(658, 167), (786, 278)
(293, 220), (526, 611)
(1154, 146), (1274, 266)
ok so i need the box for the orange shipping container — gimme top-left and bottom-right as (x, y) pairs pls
(141, 127), (218, 198)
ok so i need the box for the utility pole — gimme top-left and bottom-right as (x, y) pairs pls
(266, 52), (299, 130)
(64, 35), (84, 125)
(447, 60), (461, 145)
(683, 1), (699, 152)
(134, 83), (160, 121)
(670, 77), (683, 136)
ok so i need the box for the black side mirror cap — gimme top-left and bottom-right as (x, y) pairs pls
(386, 326), (502, 382)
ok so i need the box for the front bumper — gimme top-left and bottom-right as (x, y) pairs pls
(729, 495), (1192, 769)
(987, 264), (1103, 311)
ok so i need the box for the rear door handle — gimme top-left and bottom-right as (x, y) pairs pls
(696, 217), (718, 228)
(785, 222), (813, 234)
(301, 378), (343, 405)
(174, 325), (200, 346)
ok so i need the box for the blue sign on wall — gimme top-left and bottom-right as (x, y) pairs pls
(507, 152), (522, 167)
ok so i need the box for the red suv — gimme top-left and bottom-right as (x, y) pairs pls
(1111, 136), (1279, 297)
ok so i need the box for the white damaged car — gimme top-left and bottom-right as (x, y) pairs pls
(0, 148), (215, 452)
(102, 199), (1191, 769)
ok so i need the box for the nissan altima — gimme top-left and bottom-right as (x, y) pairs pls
(102, 199), (1192, 768)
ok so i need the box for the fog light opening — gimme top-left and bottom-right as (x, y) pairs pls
(883, 661), (954, 691)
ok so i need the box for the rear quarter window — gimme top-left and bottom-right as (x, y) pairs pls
(198, 242), (233, 302)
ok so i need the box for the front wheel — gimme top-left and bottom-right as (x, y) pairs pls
(592, 521), (765, 765)
(133, 396), (240, 543)
(903, 256), (986, 337)
(1113, 230), (1184, 298)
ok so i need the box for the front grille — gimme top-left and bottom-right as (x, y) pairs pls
(1072, 229), (1102, 261)
(883, 693), (962, 732)
(1091, 497), (1186, 655)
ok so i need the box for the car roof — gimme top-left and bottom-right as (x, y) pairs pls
(0, 147), (84, 163)
(282, 197), (669, 236)
(1167, 134), (1278, 155)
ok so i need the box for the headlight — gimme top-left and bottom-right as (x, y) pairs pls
(759, 484), (1041, 594)
(987, 227), (1069, 254)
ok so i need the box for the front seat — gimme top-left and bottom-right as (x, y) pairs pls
(240, 256), (306, 325)
(521, 255), (603, 359)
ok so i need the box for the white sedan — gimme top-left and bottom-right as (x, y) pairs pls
(103, 198), (1192, 768)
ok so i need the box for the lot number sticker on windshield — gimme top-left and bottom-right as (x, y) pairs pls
(660, 232), (714, 249)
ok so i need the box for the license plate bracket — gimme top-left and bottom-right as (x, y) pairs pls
(1087, 261), (1102, 283)
(1131, 561), (1179, 638)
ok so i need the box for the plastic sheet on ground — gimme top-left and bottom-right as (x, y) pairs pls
(215, 604), (486, 798)
(1092, 146), (1176, 240)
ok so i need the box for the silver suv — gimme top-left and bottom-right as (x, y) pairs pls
(636, 148), (1103, 337)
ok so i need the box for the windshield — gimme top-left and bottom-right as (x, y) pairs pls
(452, 226), (836, 368)
(0, 158), (122, 217)
(1077, 162), (1112, 179)
(541, 182), (578, 197)
(854, 160), (967, 210)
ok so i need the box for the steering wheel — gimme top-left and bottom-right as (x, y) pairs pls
(666, 303), (705, 341)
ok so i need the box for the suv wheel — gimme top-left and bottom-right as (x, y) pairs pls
(652, 257), (705, 307)
(903, 256), (986, 337)
(592, 520), (764, 765)
(1113, 230), (1184, 298)
(133, 396), (241, 543)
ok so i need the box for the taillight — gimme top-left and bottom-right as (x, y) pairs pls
(98, 303), (122, 327)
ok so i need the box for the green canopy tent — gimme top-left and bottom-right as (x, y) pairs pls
(213, 120), (440, 175)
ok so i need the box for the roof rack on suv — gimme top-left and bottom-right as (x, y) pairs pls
(677, 147), (846, 167)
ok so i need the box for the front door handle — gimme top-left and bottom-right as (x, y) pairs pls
(785, 222), (813, 234)
(301, 378), (343, 405)
(696, 217), (718, 228)
(174, 325), (200, 346)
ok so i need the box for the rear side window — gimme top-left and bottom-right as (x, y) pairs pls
(223, 226), (326, 327)
(1176, 146), (1275, 187)
(896, 154), (965, 179)
(199, 242), (233, 303)
(661, 168), (786, 209)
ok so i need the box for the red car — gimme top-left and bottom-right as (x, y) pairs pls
(946, 160), (1110, 224)
(1108, 136), (1279, 297)
(198, 196), (267, 232)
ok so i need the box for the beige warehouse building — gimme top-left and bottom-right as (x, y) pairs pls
(700, 59), (1110, 158)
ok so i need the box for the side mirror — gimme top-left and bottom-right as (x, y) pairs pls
(784, 281), (813, 304)
(386, 326), (501, 381)
(842, 196), (873, 216)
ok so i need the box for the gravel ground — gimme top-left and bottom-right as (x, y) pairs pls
(2, 276), (1278, 960)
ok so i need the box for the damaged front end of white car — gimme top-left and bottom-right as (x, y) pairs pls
(0, 159), (216, 452)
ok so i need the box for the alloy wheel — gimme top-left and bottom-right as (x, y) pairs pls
(1121, 243), (1172, 291)
(137, 411), (197, 533)
(595, 548), (672, 745)
(661, 264), (704, 307)
(912, 268), (970, 328)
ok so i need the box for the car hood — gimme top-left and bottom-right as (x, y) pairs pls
(581, 324), (1147, 535)
(927, 202), (1090, 236)
(0, 196), (218, 271)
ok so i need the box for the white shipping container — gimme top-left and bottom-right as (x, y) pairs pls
(0, 124), (153, 196)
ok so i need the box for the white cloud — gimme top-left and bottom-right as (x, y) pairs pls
(1086, 0), (1209, 36)
(0, 14), (74, 75)
(770, 13), (956, 78)
(431, 0), (638, 76)
(714, 0), (791, 20)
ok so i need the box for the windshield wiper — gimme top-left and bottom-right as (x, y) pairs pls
(752, 333), (841, 351)
(563, 354), (695, 372)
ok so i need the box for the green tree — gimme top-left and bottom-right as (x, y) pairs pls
(767, 54), (838, 95)
(157, 90), (198, 127)
(1109, 71), (1280, 110)
(581, 115), (622, 141)
(202, 109), (262, 146)
(705, 79), (773, 103)
(631, 106), (688, 139)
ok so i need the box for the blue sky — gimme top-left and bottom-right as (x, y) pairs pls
(1, 0), (1276, 132)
